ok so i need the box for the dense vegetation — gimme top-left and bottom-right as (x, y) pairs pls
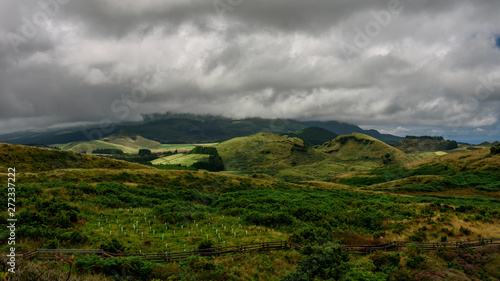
(396, 136), (459, 152)
(491, 144), (500, 155)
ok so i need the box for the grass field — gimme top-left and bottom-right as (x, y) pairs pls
(151, 153), (210, 166)
(408, 151), (448, 161)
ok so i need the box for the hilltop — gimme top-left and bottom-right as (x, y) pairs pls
(317, 133), (411, 164)
(216, 133), (325, 174)
(57, 131), (161, 154)
(0, 143), (151, 172)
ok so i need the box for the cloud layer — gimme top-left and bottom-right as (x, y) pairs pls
(1, 0), (499, 142)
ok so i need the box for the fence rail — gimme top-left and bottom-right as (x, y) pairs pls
(19, 241), (294, 262)
(17, 238), (500, 261)
(340, 238), (500, 254)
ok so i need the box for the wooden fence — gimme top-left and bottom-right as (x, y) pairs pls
(18, 238), (500, 262)
(20, 241), (297, 262)
(341, 238), (500, 255)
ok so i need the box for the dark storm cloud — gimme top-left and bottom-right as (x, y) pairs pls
(0, 0), (499, 141)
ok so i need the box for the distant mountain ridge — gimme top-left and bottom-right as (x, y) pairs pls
(0, 112), (403, 145)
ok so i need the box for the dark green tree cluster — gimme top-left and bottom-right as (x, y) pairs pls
(92, 148), (124, 155)
(405, 136), (445, 141)
(491, 144), (500, 155)
(439, 140), (458, 150)
(138, 149), (152, 156)
(189, 146), (225, 172)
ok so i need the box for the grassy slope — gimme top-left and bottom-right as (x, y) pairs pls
(406, 148), (500, 172)
(59, 133), (161, 154)
(216, 133), (326, 174)
(0, 143), (151, 172)
(318, 133), (411, 164)
(151, 153), (210, 166)
(216, 133), (415, 181)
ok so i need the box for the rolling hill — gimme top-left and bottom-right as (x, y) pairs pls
(317, 133), (411, 164)
(0, 143), (151, 172)
(215, 133), (326, 174)
(57, 131), (161, 154)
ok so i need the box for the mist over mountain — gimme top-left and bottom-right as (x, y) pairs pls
(0, 112), (404, 145)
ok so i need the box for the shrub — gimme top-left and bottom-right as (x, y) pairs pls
(75, 255), (155, 280)
(490, 145), (500, 155)
(440, 235), (447, 242)
(459, 226), (472, 235)
(100, 238), (126, 253)
(369, 251), (401, 271)
(406, 255), (426, 269)
(198, 240), (215, 250)
(282, 244), (351, 281)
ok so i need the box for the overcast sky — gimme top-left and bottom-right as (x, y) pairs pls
(1, 0), (499, 143)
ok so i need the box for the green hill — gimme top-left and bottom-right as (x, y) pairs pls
(216, 133), (326, 174)
(0, 143), (150, 172)
(317, 133), (411, 164)
(286, 127), (338, 145)
(58, 131), (161, 154)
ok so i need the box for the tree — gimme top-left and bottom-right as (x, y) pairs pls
(491, 145), (500, 155)
(138, 149), (152, 156)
